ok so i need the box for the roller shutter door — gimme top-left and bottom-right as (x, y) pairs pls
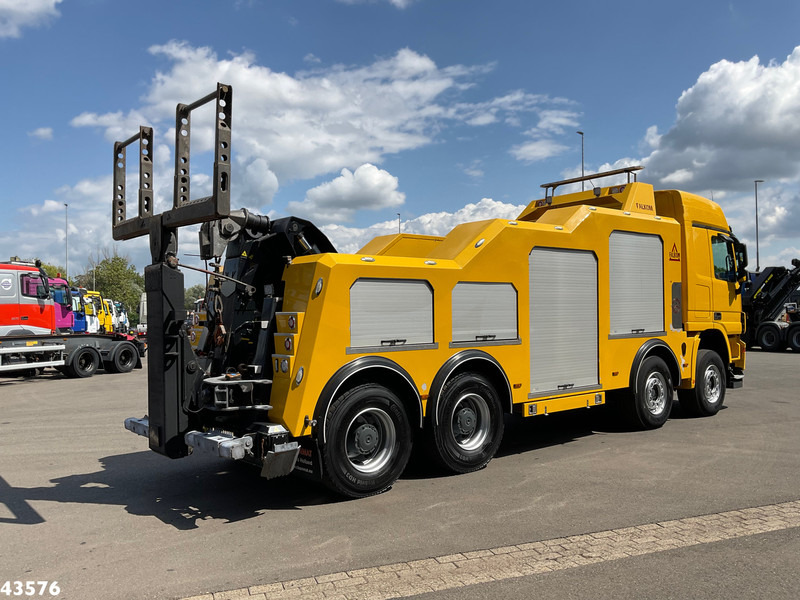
(529, 247), (598, 395)
(609, 231), (664, 336)
(350, 278), (433, 349)
(452, 282), (518, 343)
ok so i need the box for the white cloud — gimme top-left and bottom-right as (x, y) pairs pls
(510, 139), (568, 162)
(289, 163), (404, 224)
(535, 110), (579, 135)
(322, 197), (524, 254)
(71, 41), (571, 220)
(643, 47), (800, 192)
(28, 126), (53, 140)
(335, 0), (417, 8)
(0, 0), (61, 38)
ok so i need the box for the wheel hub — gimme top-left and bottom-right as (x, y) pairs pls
(456, 407), (477, 436)
(353, 423), (380, 454)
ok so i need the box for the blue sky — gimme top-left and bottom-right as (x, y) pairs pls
(2, 0), (800, 286)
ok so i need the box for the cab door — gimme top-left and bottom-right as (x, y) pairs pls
(19, 272), (55, 334)
(708, 232), (742, 335)
(0, 270), (21, 333)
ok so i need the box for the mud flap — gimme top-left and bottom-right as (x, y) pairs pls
(292, 436), (324, 482)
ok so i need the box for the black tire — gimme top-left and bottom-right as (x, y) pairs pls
(625, 356), (673, 429)
(787, 324), (800, 352)
(322, 383), (413, 498)
(67, 346), (99, 378)
(757, 323), (783, 352)
(428, 373), (504, 474)
(106, 342), (137, 374)
(678, 349), (726, 417)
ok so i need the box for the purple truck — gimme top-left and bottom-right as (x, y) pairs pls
(48, 277), (74, 333)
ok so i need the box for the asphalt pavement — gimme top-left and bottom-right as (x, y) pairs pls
(0, 349), (798, 600)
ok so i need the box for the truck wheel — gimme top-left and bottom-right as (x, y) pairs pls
(107, 342), (137, 374)
(787, 324), (800, 352)
(756, 323), (783, 352)
(67, 347), (99, 378)
(428, 373), (504, 474)
(678, 349), (726, 417)
(322, 383), (412, 498)
(625, 356), (673, 429)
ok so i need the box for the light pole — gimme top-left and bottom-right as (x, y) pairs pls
(397, 213), (401, 234)
(64, 203), (69, 282)
(754, 180), (764, 272)
(577, 131), (585, 191)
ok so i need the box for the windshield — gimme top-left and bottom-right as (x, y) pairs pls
(51, 283), (72, 306)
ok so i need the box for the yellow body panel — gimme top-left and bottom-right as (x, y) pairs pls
(267, 183), (745, 438)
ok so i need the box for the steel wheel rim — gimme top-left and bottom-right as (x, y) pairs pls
(762, 329), (778, 346)
(644, 373), (668, 416)
(345, 407), (396, 475)
(119, 348), (134, 368)
(78, 353), (93, 371)
(450, 392), (491, 452)
(703, 364), (722, 405)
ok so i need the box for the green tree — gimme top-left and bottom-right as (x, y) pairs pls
(185, 284), (206, 310)
(74, 248), (145, 325)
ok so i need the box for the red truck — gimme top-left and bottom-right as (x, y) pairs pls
(0, 261), (145, 377)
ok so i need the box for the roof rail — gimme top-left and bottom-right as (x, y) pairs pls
(540, 165), (644, 196)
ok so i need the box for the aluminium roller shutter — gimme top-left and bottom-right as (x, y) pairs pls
(529, 247), (598, 395)
(350, 278), (433, 349)
(452, 282), (518, 343)
(609, 231), (664, 336)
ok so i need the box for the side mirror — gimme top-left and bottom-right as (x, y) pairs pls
(36, 285), (50, 300)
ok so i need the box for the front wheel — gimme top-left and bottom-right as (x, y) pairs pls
(678, 349), (725, 417)
(428, 373), (504, 474)
(322, 384), (412, 498)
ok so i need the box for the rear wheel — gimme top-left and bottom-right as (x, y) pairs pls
(624, 356), (673, 429)
(757, 323), (783, 352)
(787, 324), (800, 352)
(678, 349), (726, 417)
(428, 373), (504, 473)
(322, 384), (412, 498)
(106, 342), (137, 374)
(67, 347), (99, 378)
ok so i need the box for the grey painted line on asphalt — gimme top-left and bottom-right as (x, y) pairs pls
(181, 499), (800, 600)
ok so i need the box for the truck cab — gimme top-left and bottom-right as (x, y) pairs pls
(48, 277), (74, 333)
(0, 262), (55, 336)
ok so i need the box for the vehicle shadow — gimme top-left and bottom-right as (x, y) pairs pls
(0, 452), (340, 530)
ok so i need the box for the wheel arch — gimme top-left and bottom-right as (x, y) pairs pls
(629, 339), (680, 390)
(697, 328), (732, 364)
(313, 356), (423, 445)
(428, 350), (513, 426)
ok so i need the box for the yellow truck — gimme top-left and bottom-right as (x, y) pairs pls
(118, 84), (747, 498)
(83, 290), (114, 333)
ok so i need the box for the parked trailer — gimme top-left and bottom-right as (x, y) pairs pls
(0, 262), (145, 376)
(116, 84), (746, 498)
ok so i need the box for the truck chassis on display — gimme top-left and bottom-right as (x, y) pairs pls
(0, 262), (145, 377)
(117, 84), (747, 498)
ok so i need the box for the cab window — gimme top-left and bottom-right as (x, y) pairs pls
(20, 273), (46, 298)
(711, 235), (737, 282)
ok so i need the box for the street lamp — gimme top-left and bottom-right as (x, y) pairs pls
(754, 180), (764, 272)
(577, 131), (585, 191)
(397, 213), (401, 234)
(64, 203), (69, 282)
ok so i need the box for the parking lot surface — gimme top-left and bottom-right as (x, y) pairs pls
(1, 350), (798, 599)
